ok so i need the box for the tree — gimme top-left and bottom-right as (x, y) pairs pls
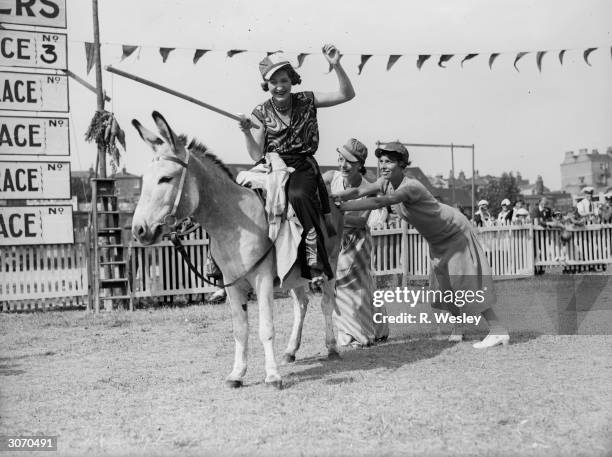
(477, 172), (521, 216)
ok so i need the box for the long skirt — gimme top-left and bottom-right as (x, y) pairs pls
(334, 228), (389, 346)
(285, 158), (333, 280)
(429, 227), (495, 315)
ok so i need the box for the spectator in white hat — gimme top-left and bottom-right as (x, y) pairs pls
(576, 186), (598, 217)
(497, 198), (513, 225)
(511, 200), (530, 224)
(473, 199), (492, 227)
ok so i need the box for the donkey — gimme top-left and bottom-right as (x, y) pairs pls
(131, 112), (343, 389)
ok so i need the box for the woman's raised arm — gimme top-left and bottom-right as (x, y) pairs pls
(313, 44), (355, 108)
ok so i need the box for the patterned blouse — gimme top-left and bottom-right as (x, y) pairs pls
(252, 91), (319, 157)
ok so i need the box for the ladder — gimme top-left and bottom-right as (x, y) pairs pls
(91, 178), (133, 312)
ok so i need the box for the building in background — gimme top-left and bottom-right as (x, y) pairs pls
(561, 147), (612, 197)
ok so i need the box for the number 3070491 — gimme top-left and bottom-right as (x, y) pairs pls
(0, 436), (57, 451)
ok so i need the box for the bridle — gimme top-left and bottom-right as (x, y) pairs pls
(156, 146), (191, 230)
(152, 146), (274, 288)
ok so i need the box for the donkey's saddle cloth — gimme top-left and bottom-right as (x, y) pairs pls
(236, 153), (302, 284)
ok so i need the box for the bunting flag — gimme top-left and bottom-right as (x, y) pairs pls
(488, 53), (500, 69)
(84, 42), (95, 74)
(159, 47), (175, 63)
(386, 54), (401, 71)
(583, 47), (597, 66)
(357, 55), (372, 74)
(296, 53), (309, 68)
(416, 54), (430, 70)
(193, 49), (209, 64)
(438, 54), (453, 67)
(536, 51), (547, 72)
(120, 45), (138, 61)
(227, 49), (246, 58)
(461, 53), (478, 67)
(513, 51), (529, 71)
(79, 41), (611, 75)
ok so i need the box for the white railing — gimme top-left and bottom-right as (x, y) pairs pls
(128, 227), (217, 299)
(1, 223), (610, 311)
(0, 229), (90, 312)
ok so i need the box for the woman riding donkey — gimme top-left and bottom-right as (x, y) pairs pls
(333, 142), (510, 349)
(238, 44), (355, 287)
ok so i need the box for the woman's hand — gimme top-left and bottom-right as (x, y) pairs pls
(237, 113), (253, 132)
(322, 44), (341, 66)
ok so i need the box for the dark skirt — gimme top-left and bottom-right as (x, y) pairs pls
(284, 157), (333, 280)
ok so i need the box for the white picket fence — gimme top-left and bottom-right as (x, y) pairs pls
(370, 222), (537, 279)
(0, 229), (90, 312)
(128, 227), (217, 299)
(1, 223), (611, 311)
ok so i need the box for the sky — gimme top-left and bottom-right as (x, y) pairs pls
(6, 0), (612, 190)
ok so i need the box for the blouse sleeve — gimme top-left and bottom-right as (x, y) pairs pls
(396, 179), (428, 204)
(302, 91), (317, 114)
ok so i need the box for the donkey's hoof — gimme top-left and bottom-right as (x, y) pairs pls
(265, 379), (283, 390)
(327, 350), (341, 361)
(225, 379), (243, 389)
(281, 354), (296, 365)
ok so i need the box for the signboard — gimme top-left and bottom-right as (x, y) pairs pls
(0, 205), (73, 245)
(0, 29), (67, 70)
(0, 0), (67, 28)
(0, 71), (69, 112)
(0, 160), (70, 199)
(0, 116), (69, 156)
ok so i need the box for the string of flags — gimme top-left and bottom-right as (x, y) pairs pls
(84, 42), (612, 75)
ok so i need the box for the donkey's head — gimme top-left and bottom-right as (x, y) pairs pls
(131, 111), (199, 245)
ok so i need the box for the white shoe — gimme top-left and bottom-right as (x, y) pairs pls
(473, 333), (509, 349)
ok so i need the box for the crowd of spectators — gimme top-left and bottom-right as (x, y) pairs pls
(472, 187), (612, 228)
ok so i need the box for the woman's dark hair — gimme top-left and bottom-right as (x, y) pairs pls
(376, 150), (412, 168)
(261, 65), (302, 92)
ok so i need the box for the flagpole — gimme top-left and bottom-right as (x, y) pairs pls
(92, 0), (106, 178)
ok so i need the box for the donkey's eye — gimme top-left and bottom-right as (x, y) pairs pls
(158, 176), (173, 184)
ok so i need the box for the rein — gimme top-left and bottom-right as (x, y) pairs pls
(157, 150), (274, 288)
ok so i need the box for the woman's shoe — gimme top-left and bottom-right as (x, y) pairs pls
(473, 333), (510, 349)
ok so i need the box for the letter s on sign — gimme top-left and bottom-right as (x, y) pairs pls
(39, 0), (60, 19)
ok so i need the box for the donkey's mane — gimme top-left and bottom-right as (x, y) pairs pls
(178, 134), (234, 180)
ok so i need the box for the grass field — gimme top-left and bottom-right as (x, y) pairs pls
(1, 275), (611, 457)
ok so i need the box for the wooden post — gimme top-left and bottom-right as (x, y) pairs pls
(92, 0), (106, 178)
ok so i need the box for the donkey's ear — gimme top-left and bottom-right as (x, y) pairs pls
(152, 111), (177, 150)
(132, 119), (164, 151)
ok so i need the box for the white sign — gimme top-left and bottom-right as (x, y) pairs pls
(0, 205), (73, 245)
(0, 71), (69, 112)
(0, 0), (66, 28)
(0, 30), (67, 70)
(0, 160), (70, 199)
(0, 116), (69, 156)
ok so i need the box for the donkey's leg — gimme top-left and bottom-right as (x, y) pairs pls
(282, 287), (309, 364)
(225, 285), (249, 388)
(252, 272), (282, 388)
(320, 279), (340, 360)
